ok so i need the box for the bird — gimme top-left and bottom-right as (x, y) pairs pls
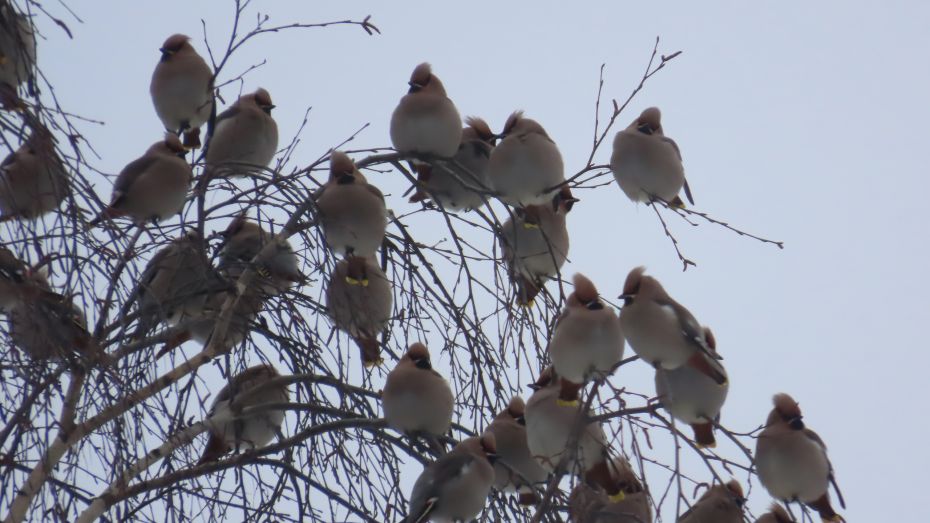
(403, 431), (497, 523)
(150, 34), (213, 149)
(408, 116), (495, 211)
(325, 256), (392, 367)
(548, 273), (625, 405)
(91, 134), (192, 227)
(618, 267), (727, 384)
(130, 231), (223, 341)
(568, 456), (652, 523)
(677, 480), (745, 523)
(524, 367), (610, 479)
(217, 215), (303, 297)
(610, 107), (693, 207)
(755, 393), (845, 522)
(486, 396), (548, 505)
(499, 186), (572, 305)
(0, 130), (69, 222)
(8, 279), (100, 363)
(390, 62), (462, 159)
(755, 504), (795, 523)
(0, 247), (28, 311)
(316, 151), (388, 259)
(0, 1), (35, 107)
(204, 88), (279, 178)
(654, 326), (729, 448)
(184, 285), (265, 350)
(382, 342), (454, 438)
(487, 111), (571, 207)
(198, 364), (289, 464)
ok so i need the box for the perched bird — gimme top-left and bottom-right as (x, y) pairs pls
(150, 34), (213, 149)
(0, 247), (28, 311)
(404, 431), (497, 523)
(408, 116), (495, 211)
(205, 88), (279, 177)
(198, 364), (289, 464)
(184, 285), (265, 350)
(755, 394), (845, 522)
(325, 256), (392, 367)
(91, 134), (191, 226)
(548, 273), (625, 405)
(755, 504), (795, 523)
(488, 111), (571, 207)
(316, 151), (387, 259)
(568, 456), (652, 523)
(499, 187), (572, 305)
(8, 283), (99, 363)
(217, 215), (302, 297)
(678, 480), (745, 523)
(524, 367), (609, 478)
(130, 231), (223, 340)
(0, 130), (69, 221)
(486, 396), (548, 505)
(655, 326), (729, 448)
(382, 342), (454, 438)
(618, 267), (726, 384)
(390, 62), (462, 159)
(610, 107), (693, 206)
(0, 1), (35, 107)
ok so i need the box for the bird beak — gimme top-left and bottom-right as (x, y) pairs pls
(789, 416), (805, 430)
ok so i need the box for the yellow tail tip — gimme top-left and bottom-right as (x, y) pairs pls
(522, 222), (541, 230)
(345, 276), (370, 287)
(607, 491), (626, 503)
(519, 299), (535, 309)
(696, 441), (717, 449)
(556, 398), (579, 408)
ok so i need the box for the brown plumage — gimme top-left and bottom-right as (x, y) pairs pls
(756, 393), (845, 522)
(198, 364), (289, 464)
(382, 343), (454, 437)
(678, 480), (745, 523)
(150, 34), (213, 148)
(0, 130), (69, 222)
(325, 256), (392, 367)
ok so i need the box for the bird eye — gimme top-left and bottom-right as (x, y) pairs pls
(585, 300), (604, 311)
(415, 358), (432, 370)
(636, 123), (653, 135)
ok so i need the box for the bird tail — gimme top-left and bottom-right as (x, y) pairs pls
(515, 275), (541, 307)
(355, 336), (383, 368)
(690, 422), (716, 448)
(808, 492), (843, 522)
(182, 128), (202, 149)
(197, 433), (230, 465)
(88, 207), (124, 228)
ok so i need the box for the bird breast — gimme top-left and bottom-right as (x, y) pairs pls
(655, 363), (728, 424)
(610, 130), (684, 203)
(620, 302), (694, 369)
(488, 134), (564, 206)
(756, 430), (831, 503)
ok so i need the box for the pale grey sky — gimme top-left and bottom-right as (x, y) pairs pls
(31, 0), (930, 521)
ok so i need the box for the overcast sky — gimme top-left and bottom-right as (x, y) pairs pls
(31, 1), (930, 521)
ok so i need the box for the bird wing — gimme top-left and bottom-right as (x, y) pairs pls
(111, 156), (159, 207)
(407, 453), (474, 522)
(804, 428), (846, 508)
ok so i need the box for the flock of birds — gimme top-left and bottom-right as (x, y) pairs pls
(0, 5), (846, 523)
